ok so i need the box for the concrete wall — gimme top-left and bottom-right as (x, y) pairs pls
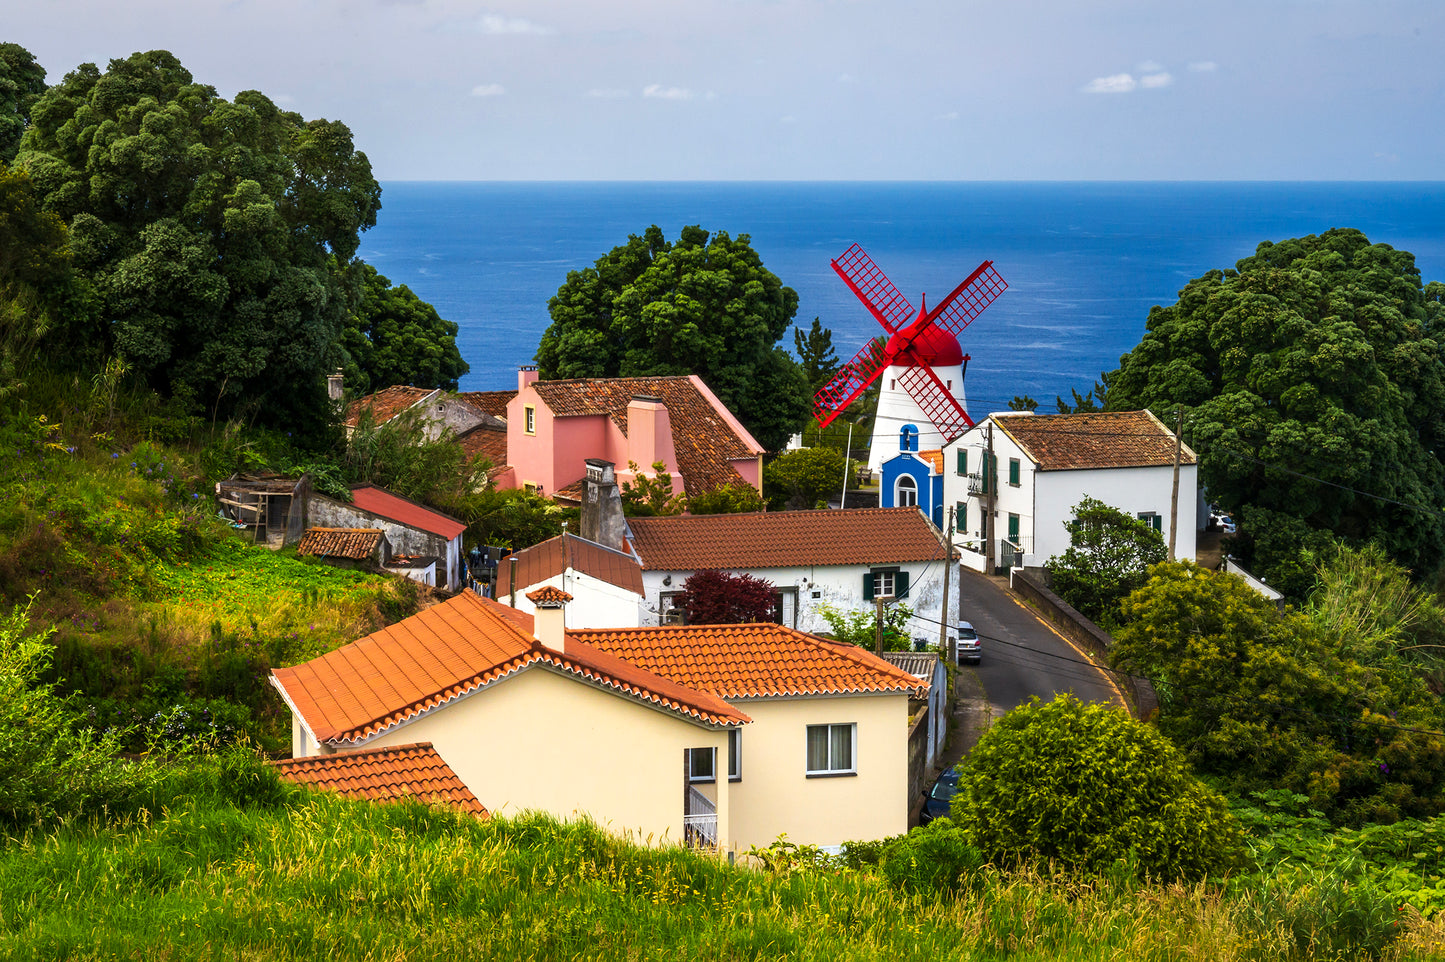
(306, 494), (462, 591)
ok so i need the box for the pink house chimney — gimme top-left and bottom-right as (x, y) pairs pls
(627, 395), (677, 472)
(517, 365), (540, 393)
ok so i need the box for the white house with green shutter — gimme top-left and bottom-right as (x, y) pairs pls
(942, 411), (1199, 574)
(625, 508), (953, 645)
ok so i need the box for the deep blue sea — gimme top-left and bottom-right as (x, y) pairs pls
(356, 182), (1445, 413)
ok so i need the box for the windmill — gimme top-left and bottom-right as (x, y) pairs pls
(814, 245), (1007, 472)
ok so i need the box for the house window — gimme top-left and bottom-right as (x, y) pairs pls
(1008, 513), (1020, 543)
(524, 405), (536, 434)
(956, 501), (967, 532)
(659, 590), (686, 624)
(806, 723), (856, 776)
(771, 587), (798, 628)
(686, 746), (716, 783)
(896, 475), (918, 507)
(1008, 458), (1021, 486)
(729, 729), (742, 781)
(1138, 512), (1163, 533)
(863, 567), (909, 600)
(956, 450), (968, 475)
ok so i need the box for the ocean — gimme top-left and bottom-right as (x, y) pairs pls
(356, 182), (1445, 414)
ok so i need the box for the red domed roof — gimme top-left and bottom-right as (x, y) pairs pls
(885, 319), (964, 368)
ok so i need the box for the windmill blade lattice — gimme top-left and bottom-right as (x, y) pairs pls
(925, 261), (1008, 339)
(812, 337), (889, 429)
(896, 364), (973, 443)
(831, 244), (915, 334)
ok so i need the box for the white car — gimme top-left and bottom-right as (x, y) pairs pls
(956, 621), (981, 664)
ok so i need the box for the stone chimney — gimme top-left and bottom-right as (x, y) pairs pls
(526, 585), (571, 654)
(327, 369), (345, 402)
(580, 459), (626, 551)
(518, 365), (540, 393)
(626, 395), (677, 473)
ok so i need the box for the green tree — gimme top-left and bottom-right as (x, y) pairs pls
(683, 482), (765, 515)
(343, 406), (488, 510)
(793, 316), (839, 394)
(763, 446), (847, 510)
(536, 224), (810, 451)
(619, 460), (687, 516)
(339, 261), (468, 396)
(950, 693), (1243, 881)
(0, 43), (46, 163)
(1047, 496), (1166, 625)
(1055, 375), (1109, 413)
(676, 569), (778, 625)
(1007, 395), (1038, 412)
(16, 50), (381, 436)
(0, 164), (75, 399)
(817, 602), (914, 651)
(1104, 229), (1445, 590)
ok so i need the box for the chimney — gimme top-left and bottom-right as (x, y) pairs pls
(327, 369), (344, 402)
(518, 365), (539, 393)
(626, 395), (676, 474)
(580, 459), (626, 551)
(526, 586), (571, 654)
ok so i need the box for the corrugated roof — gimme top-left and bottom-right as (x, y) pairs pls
(270, 742), (487, 816)
(297, 528), (384, 560)
(271, 592), (747, 746)
(345, 386), (437, 428)
(502, 534), (645, 597)
(458, 390), (517, 421)
(880, 650), (940, 681)
(578, 624), (928, 700)
(530, 375), (764, 495)
(627, 507), (947, 571)
(349, 484), (467, 541)
(991, 411), (1196, 471)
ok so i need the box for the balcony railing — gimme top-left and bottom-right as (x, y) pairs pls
(683, 784), (717, 848)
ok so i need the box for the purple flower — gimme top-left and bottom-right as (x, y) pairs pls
(1379, 762), (1391, 774)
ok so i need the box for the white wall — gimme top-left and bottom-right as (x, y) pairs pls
(503, 570), (644, 628)
(867, 361), (966, 473)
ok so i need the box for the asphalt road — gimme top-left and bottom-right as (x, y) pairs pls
(954, 569), (1121, 714)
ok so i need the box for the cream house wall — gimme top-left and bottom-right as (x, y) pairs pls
(363, 667), (730, 847)
(725, 692), (909, 851)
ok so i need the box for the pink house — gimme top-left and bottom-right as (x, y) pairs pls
(493, 369), (765, 502)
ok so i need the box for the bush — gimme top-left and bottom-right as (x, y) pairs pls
(877, 818), (989, 896)
(951, 694), (1243, 881)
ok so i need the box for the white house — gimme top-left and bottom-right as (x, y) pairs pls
(626, 507), (956, 648)
(496, 532), (646, 628)
(941, 410), (1198, 573)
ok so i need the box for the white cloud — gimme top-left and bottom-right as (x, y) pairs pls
(470, 83), (505, 97)
(1188, 61), (1218, 72)
(643, 84), (693, 100)
(1140, 72), (1173, 89)
(1083, 73), (1137, 94)
(478, 13), (553, 35)
(585, 88), (630, 99)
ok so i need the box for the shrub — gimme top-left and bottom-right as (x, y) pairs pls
(951, 694), (1243, 881)
(675, 569), (777, 625)
(877, 818), (988, 896)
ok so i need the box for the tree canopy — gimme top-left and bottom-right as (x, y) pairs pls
(340, 262), (468, 396)
(0, 43), (45, 163)
(793, 317), (839, 394)
(15, 49), (381, 434)
(675, 569), (778, 625)
(535, 224), (811, 452)
(1104, 229), (1445, 591)
(763, 445), (847, 510)
(1047, 496), (1166, 626)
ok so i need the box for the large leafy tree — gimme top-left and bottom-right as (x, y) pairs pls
(535, 224), (810, 451)
(0, 43), (46, 163)
(15, 50), (381, 435)
(1047, 496), (1166, 625)
(0, 165), (74, 397)
(675, 569), (778, 625)
(340, 262), (468, 396)
(763, 445), (847, 510)
(793, 316), (839, 394)
(1105, 229), (1445, 591)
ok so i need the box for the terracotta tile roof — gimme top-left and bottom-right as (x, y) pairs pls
(991, 411), (1196, 471)
(531, 376), (764, 494)
(627, 507), (947, 570)
(527, 585), (572, 605)
(501, 534), (645, 597)
(577, 623), (927, 699)
(297, 528), (384, 560)
(350, 484), (467, 541)
(270, 742), (487, 816)
(271, 592), (746, 747)
(918, 450), (943, 473)
(345, 386), (437, 428)
(456, 424), (508, 467)
(458, 390), (517, 421)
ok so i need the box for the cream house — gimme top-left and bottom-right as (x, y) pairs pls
(270, 587), (923, 854)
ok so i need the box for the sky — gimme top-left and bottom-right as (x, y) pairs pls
(9, 0), (1445, 180)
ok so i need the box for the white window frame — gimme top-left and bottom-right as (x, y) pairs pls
(806, 723), (857, 777)
(873, 568), (896, 598)
(524, 404), (536, 434)
(895, 474), (918, 507)
(687, 746), (716, 783)
(728, 729), (741, 782)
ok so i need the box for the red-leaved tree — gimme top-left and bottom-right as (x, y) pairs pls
(676, 570), (778, 625)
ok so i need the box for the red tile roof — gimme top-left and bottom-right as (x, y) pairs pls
(349, 484), (467, 541)
(297, 528), (384, 560)
(530, 376), (764, 494)
(345, 386), (437, 428)
(991, 411), (1196, 471)
(577, 624), (927, 699)
(270, 743), (487, 816)
(627, 507), (947, 571)
(527, 585), (572, 605)
(458, 390), (517, 421)
(271, 592), (747, 747)
(501, 534), (645, 597)
(457, 424), (508, 467)
(918, 450), (944, 473)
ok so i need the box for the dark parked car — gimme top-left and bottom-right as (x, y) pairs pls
(956, 621), (981, 664)
(920, 767), (961, 825)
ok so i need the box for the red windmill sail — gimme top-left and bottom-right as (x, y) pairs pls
(813, 244), (1007, 445)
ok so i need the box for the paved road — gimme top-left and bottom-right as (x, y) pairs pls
(954, 568), (1121, 719)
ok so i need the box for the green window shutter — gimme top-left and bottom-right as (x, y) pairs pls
(958, 501), (967, 531)
(862, 572), (875, 601)
(1008, 513), (1020, 542)
(1153, 514), (1163, 533)
(1009, 458), (1020, 486)
(895, 570), (910, 598)
(957, 450), (967, 475)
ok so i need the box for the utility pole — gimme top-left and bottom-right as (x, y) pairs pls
(984, 420), (996, 575)
(874, 597), (887, 654)
(1169, 405), (1183, 562)
(938, 504), (954, 656)
(840, 419), (854, 510)
(508, 556), (518, 608)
